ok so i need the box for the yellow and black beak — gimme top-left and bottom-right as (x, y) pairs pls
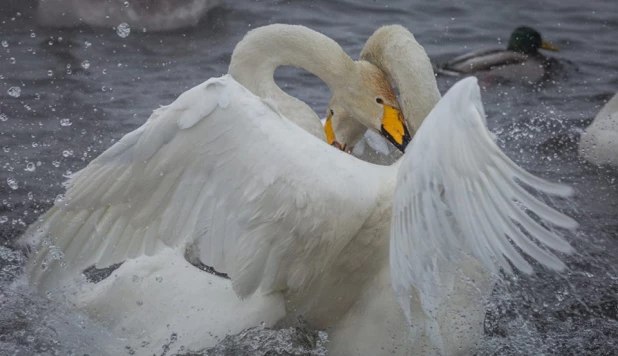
(324, 116), (337, 145)
(380, 105), (411, 153)
(541, 40), (559, 52)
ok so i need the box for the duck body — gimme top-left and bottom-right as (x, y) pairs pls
(437, 26), (559, 83)
(439, 48), (555, 82)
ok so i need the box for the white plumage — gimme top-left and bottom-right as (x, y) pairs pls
(579, 92), (618, 167)
(36, 0), (221, 31)
(390, 77), (576, 351)
(21, 24), (578, 356)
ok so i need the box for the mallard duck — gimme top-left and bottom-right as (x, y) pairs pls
(437, 26), (559, 82)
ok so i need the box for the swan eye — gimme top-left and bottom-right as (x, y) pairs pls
(376, 98), (384, 104)
(330, 109), (334, 115)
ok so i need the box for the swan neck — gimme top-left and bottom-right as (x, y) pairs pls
(361, 25), (441, 134)
(228, 24), (356, 96)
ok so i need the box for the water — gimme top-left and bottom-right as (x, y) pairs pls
(1, 0), (617, 355)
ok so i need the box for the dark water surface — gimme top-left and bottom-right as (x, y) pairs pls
(1, 0), (617, 355)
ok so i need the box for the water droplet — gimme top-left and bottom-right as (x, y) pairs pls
(0, 113), (7, 122)
(27, 191), (33, 200)
(25, 162), (35, 172)
(6, 177), (18, 190)
(0, 216), (7, 224)
(124, 1), (130, 7)
(60, 118), (72, 126)
(49, 246), (64, 260)
(62, 149), (74, 157)
(81, 60), (90, 69)
(136, 300), (143, 306)
(52, 160), (60, 167)
(7, 86), (21, 98)
(1, 40), (8, 48)
(47, 70), (53, 76)
(9, 57), (15, 64)
(116, 22), (131, 38)
(30, 32), (36, 38)
(85, 41), (92, 48)
(155, 276), (163, 283)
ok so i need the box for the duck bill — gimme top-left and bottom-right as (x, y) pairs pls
(541, 40), (559, 52)
(380, 105), (411, 153)
(324, 116), (337, 145)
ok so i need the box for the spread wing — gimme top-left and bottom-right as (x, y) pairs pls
(22, 75), (385, 296)
(390, 77), (578, 350)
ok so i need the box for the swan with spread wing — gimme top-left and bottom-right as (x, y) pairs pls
(20, 24), (577, 356)
(324, 25), (577, 354)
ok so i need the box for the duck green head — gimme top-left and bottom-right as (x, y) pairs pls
(507, 26), (559, 54)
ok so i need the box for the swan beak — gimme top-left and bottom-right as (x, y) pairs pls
(541, 40), (559, 52)
(380, 105), (411, 152)
(324, 117), (337, 145)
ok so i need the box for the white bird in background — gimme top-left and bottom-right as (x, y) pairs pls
(579, 92), (618, 167)
(19, 24), (577, 356)
(36, 0), (222, 31)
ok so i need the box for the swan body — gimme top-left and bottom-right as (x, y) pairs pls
(75, 247), (285, 355)
(579, 92), (618, 166)
(20, 24), (577, 356)
(36, 0), (221, 31)
(436, 26), (559, 83)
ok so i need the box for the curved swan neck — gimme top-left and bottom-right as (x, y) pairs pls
(228, 24), (357, 96)
(360, 25), (441, 134)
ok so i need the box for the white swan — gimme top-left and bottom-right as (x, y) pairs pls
(36, 0), (221, 31)
(324, 24), (438, 151)
(20, 25), (577, 356)
(325, 25), (577, 354)
(579, 92), (618, 167)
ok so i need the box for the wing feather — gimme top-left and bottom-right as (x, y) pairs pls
(22, 75), (383, 298)
(390, 77), (578, 351)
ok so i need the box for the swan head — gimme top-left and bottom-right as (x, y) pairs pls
(326, 61), (411, 152)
